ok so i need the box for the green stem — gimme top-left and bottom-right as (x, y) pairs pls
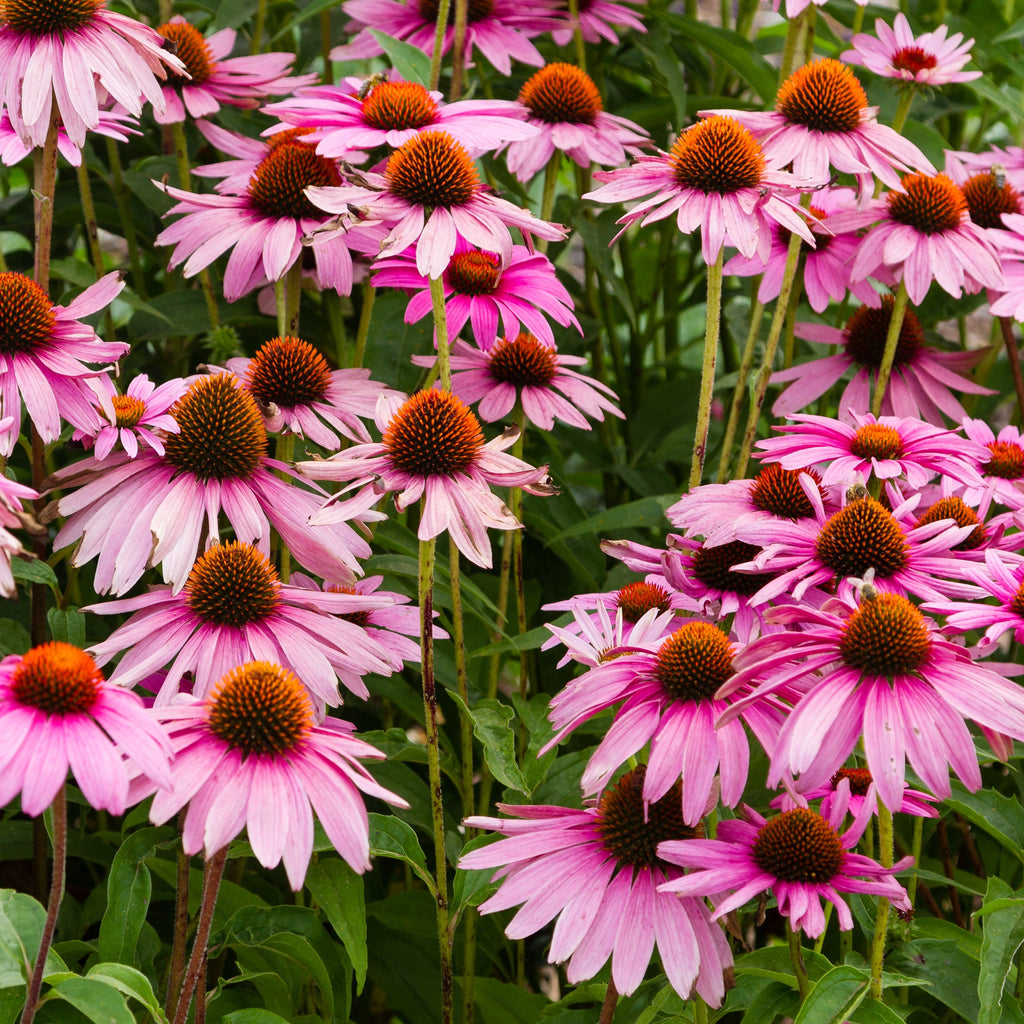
(251, 0), (267, 53)
(781, 263), (802, 370)
(353, 283), (375, 368)
(75, 161), (116, 341)
(870, 281), (910, 417)
(485, 530), (514, 701)
(418, 533), (454, 1024)
(275, 433), (295, 582)
(19, 787), (66, 1024)
(104, 138), (146, 297)
(851, 2), (866, 34)
(787, 922), (811, 1001)
(906, 815), (924, 906)
(717, 298), (763, 482)
(284, 260), (302, 336)
(509, 416), (528, 703)
(779, 8), (811, 84)
(430, 274), (453, 390)
(428, 0), (452, 91)
(566, 0), (587, 70)
(450, 0), (468, 98)
(164, 813), (191, 1021)
(320, 10), (334, 83)
(538, 153), (561, 250)
(869, 803), (894, 999)
(890, 88), (916, 135)
(733, 230), (804, 479)
(690, 249), (724, 489)
(999, 317), (1024, 422)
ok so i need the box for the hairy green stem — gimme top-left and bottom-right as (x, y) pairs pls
(871, 281), (910, 416)
(251, 0), (267, 53)
(890, 88), (916, 135)
(428, 0), (453, 91)
(451, 0), (468, 98)
(510, 417), (528, 704)
(538, 154), (561, 251)
(869, 803), (894, 999)
(787, 922), (811, 1001)
(690, 249), (724, 489)
(717, 298), (763, 481)
(173, 848), (227, 1024)
(320, 10), (334, 83)
(353, 283), (375, 368)
(566, 0), (587, 70)
(430, 274), (453, 389)
(104, 139), (146, 296)
(907, 815), (924, 906)
(486, 531), (514, 701)
(779, 8), (811, 84)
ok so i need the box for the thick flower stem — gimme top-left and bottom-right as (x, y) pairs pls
(164, 814), (191, 1021)
(430, 275), (453, 390)
(20, 787), (66, 1024)
(172, 848), (228, 1024)
(105, 139), (147, 297)
(251, 0), (268, 53)
(566, 0), (587, 71)
(690, 250), (724, 489)
(419, 534), (454, 1024)
(486, 531), (514, 701)
(999, 317), (1024, 422)
(890, 88), (916, 136)
(320, 10), (334, 84)
(428, 0), (453, 92)
(75, 162), (116, 342)
(451, 0), (469, 99)
(869, 803), (894, 999)
(787, 922), (811, 1001)
(717, 298), (763, 482)
(870, 281), (910, 416)
(509, 411), (528, 704)
(352, 283), (376, 368)
(538, 154), (562, 253)
(598, 979), (618, 1024)
(906, 815), (924, 905)
(779, 8), (813, 84)
(733, 230), (804, 479)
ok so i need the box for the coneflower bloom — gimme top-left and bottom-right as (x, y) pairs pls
(330, 0), (561, 76)
(156, 129), (379, 301)
(0, 643), (171, 816)
(504, 62), (649, 182)
(48, 373), (379, 594)
(0, 0), (184, 147)
(550, 0), (645, 45)
(771, 299), (993, 422)
(307, 131), (566, 278)
(847, 173), (1003, 303)
(719, 591), (1024, 809)
(541, 598), (679, 667)
(0, 463), (38, 598)
(953, 169), (1024, 234)
(414, 335), (623, 430)
(264, 75), (537, 157)
(0, 271), (128, 456)
(585, 114), (817, 265)
(215, 336), (396, 449)
(953, 418), (1024, 515)
(136, 661), (408, 886)
(461, 766), (733, 1002)
(986, 212), (1024, 320)
(754, 412), (988, 490)
(543, 620), (783, 824)
(709, 59), (934, 196)
(298, 389), (555, 569)
(85, 541), (397, 706)
(372, 242), (580, 349)
(0, 108), (139, 167)
(778, 768), (938, 819)
(659, 789), (912, 937)
(154, 16), (315, 123)
(73, 373), (186, 459)
(842, 14), (981, 87)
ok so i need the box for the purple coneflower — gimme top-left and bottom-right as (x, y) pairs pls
(0, 107), (139, 166)
(954, 418), (1024, 515)
(550, 0), (645, 45)
(0, 462), (37, 597)
(778, 767), (938, 819)
(541, 597), (679, 667)
(461, 766), (733, 1002)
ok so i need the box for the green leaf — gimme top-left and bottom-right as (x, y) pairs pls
(266, 0), (338, 39)
(368, 813), (435, 891)
(450, 695), (528, 794)
(47, 607), (86, 647)
(734, 945), (834, 986)
(848, 1000), (908, 1024)
(0, 890), (45, 975)
(470, 625), (553, 659)
(467, 976), (549, 1024)
(11, 558), (58, 594)
(451, 835), (500, 919)
(890, 938), (980, 1023)
(367, 30), (432, 86)
(0, 620), (30, 657)
(305, 858), (368, 993)
(945, 785), (1024, 866)
(575, 214), (636, 330)
(794, 965), (869, 1024)
(222, 1012), (295, 1024)
(978, 878), (1024, 1024)
(511, 693), (557, 793)
(48, 976), (134, 1024)
(84, 963), (165, 1021)
(546, 495), (674, 544)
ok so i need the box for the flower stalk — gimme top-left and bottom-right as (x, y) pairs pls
(690, 249), (724, 488)
(869, 802), (894, 999)
(787, 922), (811, 1001)
(717, 298), (763, 481)
(871, 280), (910, 416)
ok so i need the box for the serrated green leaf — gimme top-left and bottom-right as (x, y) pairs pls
(305, 858), (368, 993)
(794, 965), (869, 1024)
(450, 694), (528, 794)
(367, 30), (432, 86)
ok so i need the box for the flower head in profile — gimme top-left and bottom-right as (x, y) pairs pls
(585, 115), (817, 265)
(136, 661), (408, 886)
(772, 298), (993, 423)
(461, 766), (733, 1002)
(953, 418), (1024, 516)
(0, 271), (128, 456)
(778, 767), (938, 820)
(842, 14), (981, 86)
(0, 0), (184, 146)
(307, 131), (566, 278)
(414, 335), (622, 430)
(659, 790), (912, 937)
(154, 16), (315, 124)
(373, 242), (580, 349)
(709, 59), (934, 196)
(265, 74), (537, 158)
(49, 373), (380, 594)
(0, 107), (139, 167)
(0, 643), (172, 815)
(504, 62), (649, 183)
(298, 389), (556, 568)
(0, 462), (39, 597)
(86, 541), (398, 707)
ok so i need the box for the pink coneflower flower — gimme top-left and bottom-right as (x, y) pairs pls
(659, 789), (912, 937)
(0, 643), (171, 815)
(949, 168), (1024, 234)
(773, 0), (865, 18)
(724, 186), (881, 313)
(847, 173), (1003, 303)
(541, 597), (679, 667)
(0, 271), (127, 456)
(48, 373), (379, 594)
(723, 591), (1024, 805)
(331, 0), (561, 76)
(85, 541), (397, 706)
(414, 334), (622, 430)
(307, 131), (566, 279)
(543, 620), (783, 823)
(946, 145), (1024, 193)
(987, 212), (1024, 319)
(372, 242), (580, 349)
(778, 767), (938, 819)
(154, 16), (315, 124)
(265, 75), (537, 158)
(156, 130), (380, 301)
(0, 462), (38, 598)
(755, 412), (988, 490)
(842, 14), (981, 86)
(550, 0), (645, 45)
(504, 63), (649, 183)
(136, 661), (408, 886)
(0, 107), (139, 166)
(214, 335), (397, 449)
(298, 389), (555, 569)
(953, 418), (1024, 515)
(461, 766), (733, 1002)
(0, 0), (184, 147)
(707, 59), (934, 196)
(73, 373), (186, 459)
(585, 115), (816, 265)
(771, 298), (993, 423)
